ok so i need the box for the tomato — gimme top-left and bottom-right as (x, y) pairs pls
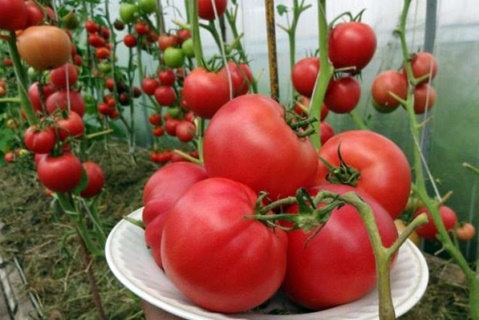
(88, 34), (106, 48)
(157, 69), (175, 86)
(293, 95), (329, 121)
(17, 26), (71, 71)
(28, 82), (56, 113)
(50, 63), (78, 89)
(0, 0), (27, 31)
(142, 161), (208, 216)
(315, 130), (411, 219)
(220, 61), (253, 97)
(371, 70), (408, 112)
(141, 77), (159, 96)
(181, 38), (195, 58)
(161, 177), (287, 313)
(4, 152), (15, 163)
(152, 126), (164, 137)
(80, 161), (105, 198)
(154, 86), (176, 106)
(55, 111), (84, 141)
(406, 52), (438, 84)
(158, 33), (178, 52)
(204, 94), (318, 199)
(25, 1), (44, 27)
(324, 76), (361, 113)
(95, 47), (110, 60)
(123, 34), (137, 48)
(283, 184), (398, 310)
(119, 3), (139, 24)
(163, 47), (185, 68)
(84, 20), (100, 33)
(164, 118), (180, 136)
(24, 126), (56, 154)
(320, 121), (334, 145)
(197, 0), (228, 20)
(138, 0), (157, 14)
(413, 83), (436, 114)
(100, 26), (110, 39)
(37, 152), (83, 193)
(46, 90), (86, 117)
(134, 21), (149, 35)
(328, 21), (377, 72)
(182, 68), (231, 119)
(176, 29), (191, 44)
(291, 57), (320, 97)
(414, 205), (458, 240)
(148, 114), (161, 126)
(175, 120), (196, 142)
(113, 19), (125, 31)
(456, 222), (476, 241)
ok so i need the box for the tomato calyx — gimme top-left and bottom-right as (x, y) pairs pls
(285, 111), (317, 138)
(320, 145), (360, 186)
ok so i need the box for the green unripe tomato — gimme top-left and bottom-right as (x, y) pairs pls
(138, 0), (158, 14)
(98, 62), (112, 74)
(119, 3), (139, 24)
(163, 47), (185, 68)
(181, 38), (195, 58)
(167, 106), (182, 118)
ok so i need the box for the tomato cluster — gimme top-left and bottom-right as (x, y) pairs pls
(141, 92), (408, 313)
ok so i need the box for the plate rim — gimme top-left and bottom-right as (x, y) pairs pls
(106, 208), (429, 320)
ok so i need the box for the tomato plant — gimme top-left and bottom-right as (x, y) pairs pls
(161, 177), (287, 313)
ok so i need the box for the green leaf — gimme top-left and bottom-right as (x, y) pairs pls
(276, 5), (289, 16)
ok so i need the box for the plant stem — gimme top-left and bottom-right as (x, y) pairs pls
(190, 0), (205, 68)
(309, 0), (334, 149)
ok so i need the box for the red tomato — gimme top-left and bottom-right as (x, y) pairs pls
(164, 118), (180, 136)
(37, 152), (83, 193)
(324, 76), (361, 113)
(95, 47), (110, 60)
(220, 61), (253, 97)
(182, 68), (231, 119)
(413, 83), (436, 114)
(291, 57), (320, 97)
(80, 161), (105, 198)
(88, 34), (105, 48)
(282, 184), (398, 310)
(197, 0), (228, 20)
(134, 21), (149, 35)
(293, 95), (329, 121)
(371, 70), (408, 112)
(148, 114), (161, 126)
(320, 121), (334, 145)
(406, 52), (438, 84)
(329, 21), (376, 72)
(46, 90), (85, 117)
(157, 33), (178, 52)
(55, 111), (84, 141)
(50, 63), (78, 89)
(161, 177), (287, 313)
(123, 34), (137, 48)
(84, 20), (100, 34)
(315, 130), (411, 219)
(28, 82), (56, 113)
(154, 86), (176, 106)
(142, 161), (208, 208)
(175, 120), (196, 142)
(25, 1), (44, 27)
(456, 222), (476, 241)
(176, 28), (191, 44)
(141, 77), (159, 96)
(0, 0), (28, 31)
(157, 69), (175, 86)
(414, 205), (458, 240)
(204, 94), (318, 199)
(24, 126), (56, 154)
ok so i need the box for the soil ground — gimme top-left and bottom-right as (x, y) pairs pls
(0, 142), (473, 320)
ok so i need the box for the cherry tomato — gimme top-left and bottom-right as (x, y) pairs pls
(134, 21), (149, 35)
(328, 21), (377, 72)
(456, 222), (476, 241)
(204, 94), (318, 199)
(141, 77), (159, 96)
(414, 205), (458, 240)
(158, 69), (176, 86)
(123, 34), (137, 48)
(153, 86), (176, 106)
(315, 130), (412, 219)
(161, 177), (287, 313)
(324, 76), (361, 113)
(413, 83), (436, 114)
(291, 57), (319, 97)
(163, 47), (185, 68)
(283, 184), (398, 310)
(88, 34), (106, 48)
(157, 33), (178, 52)
(119, 3), (139, 24)
(406, 52), (438, 84)
(175, 120), (196, 143)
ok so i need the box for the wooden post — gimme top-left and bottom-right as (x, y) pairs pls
(264, 0), (280, 101)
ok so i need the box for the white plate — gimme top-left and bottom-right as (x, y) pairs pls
(106, 208), (429, 320)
